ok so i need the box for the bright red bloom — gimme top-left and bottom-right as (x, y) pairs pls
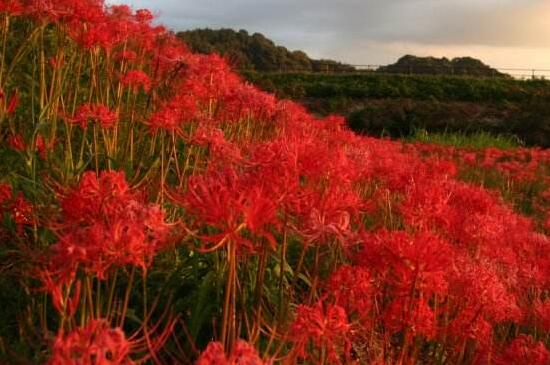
(48, 319), (133, 365)
(115, 50), (137, 62)
(494, 335), (550, 365)
(534, 300), (550, 331)
(72, 103), (119, 128)
(147, 93), (197, 133)
(291, 302), (351, 364)
(326, 265), (372, 322)
(12, 192), (33, 226)
(0, 0), (23, 15)
(290, 183), (361, 246)
(120, 70), (151, 92)
(383, 298), (436, 339)
(134, 9), (153, 24)
(45, 171), (171, 284)
(196, 340), (270, 365)
(196, 342), (226, 365)
(357, 230), (452, 296)
(176, 167), (279, 253)
(190, 125), (242, 163)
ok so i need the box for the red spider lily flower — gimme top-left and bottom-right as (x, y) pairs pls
(135, 9), (153, 24)
(174, 167), (279, 253)
(0, 0), (23, 15)
(219, 83), (277, 123)
(450, 262), (523, 325)
(115, 50), (138, 62)
(147, 93), (197, 133)
(357, 230), (453, 296)
(48, 319), (134, 365)
(494, 335), (550, 365)
(120, 70), (151, 93)
(12, 192), (33, 226)
(326, 265), (372, 322)
(66, 3), (141, 51)
(290, 184), (361, 246)
(196, 342), (226, 365)
(182, 54), (240, 105)
(383, 298), (436, 339)
(40, 272), (81, 317)
(0, 184), (32, 235)
(6, 89), (19, 115)
(44, 171), (171, 284)
(534, 300), (550, 331)
(71, 103), (119, 129)
(290, 302), (351, 365)
(189, 125), (242, 164)
(196, 340), (271, 365)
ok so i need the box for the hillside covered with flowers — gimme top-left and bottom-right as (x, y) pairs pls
(0, 1), (548, 364)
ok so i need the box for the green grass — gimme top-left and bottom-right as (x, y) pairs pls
(406, 129), (522, 149)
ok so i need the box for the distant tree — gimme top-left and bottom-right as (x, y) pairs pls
(378, 55), (509, 78)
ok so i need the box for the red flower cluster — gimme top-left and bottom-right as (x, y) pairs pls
(196, 340), (271, 365)
(0, 183), (33, 231)
(147, 93), (198, 133)
(71, 103), (119, 129)
(49, 319), (133, 365)
(120, 70), (151, 92)
(45, 171), (170, 285)
(493, 335), (550, 365)
(290, 302), (351, 364)
(178, 167), (279, 253)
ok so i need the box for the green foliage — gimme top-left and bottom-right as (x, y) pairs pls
(243, 71), (550, 103)
(377, 55), (508, 78)
(407, 130), (521, 149)
(243, 72), (550, 146)
(347, 99), (550, 147)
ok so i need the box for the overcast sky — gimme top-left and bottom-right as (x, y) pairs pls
(110, 0), (550, 72)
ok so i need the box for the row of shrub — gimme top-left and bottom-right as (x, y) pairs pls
(243, 71), (550, 104)
(243, 72), (550, 146)
(346, 99), (550, 147)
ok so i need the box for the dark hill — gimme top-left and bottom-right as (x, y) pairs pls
(177, 28), (355, 72)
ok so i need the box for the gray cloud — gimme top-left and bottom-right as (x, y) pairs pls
(108, 0), (550, 67)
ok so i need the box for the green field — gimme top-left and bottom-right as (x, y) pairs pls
(244, 71), (550, 146)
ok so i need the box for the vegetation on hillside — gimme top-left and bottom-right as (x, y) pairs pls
(346, 99), (550, 147)
(177, 28), (355, 72)
(377, 55), (509, 78)
(244, 72), (548, 102)
(244, 72), (550, 146)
